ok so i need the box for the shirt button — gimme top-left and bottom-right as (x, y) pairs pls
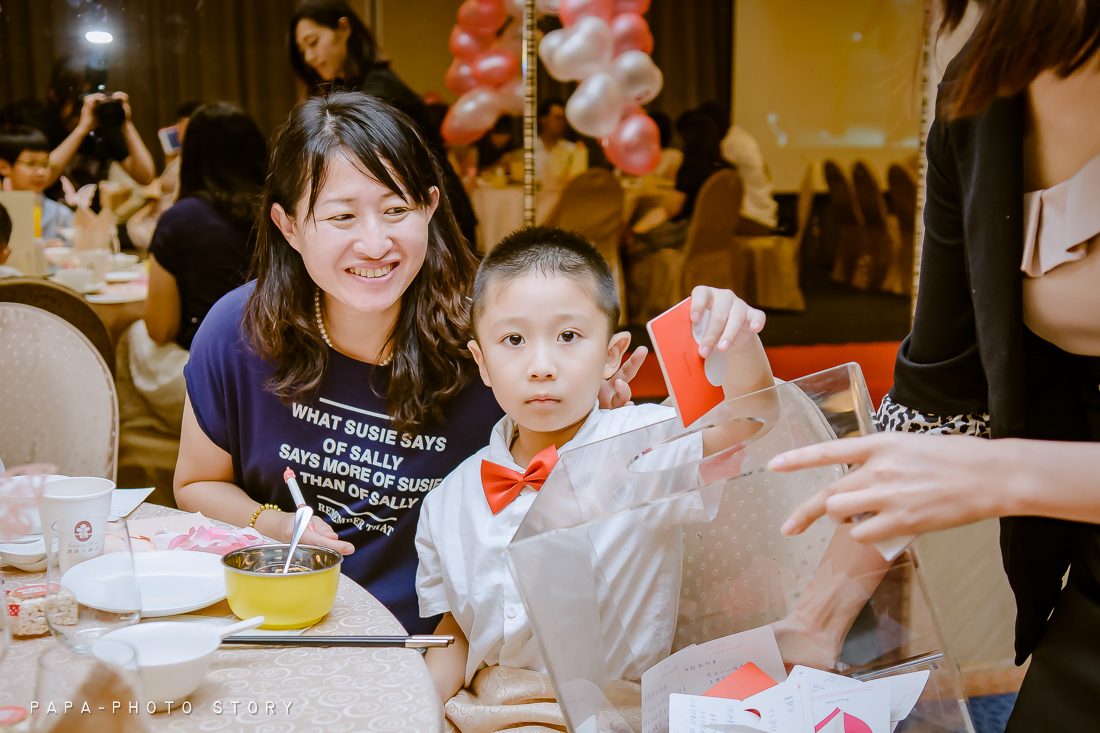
(506, 607), (517, 619)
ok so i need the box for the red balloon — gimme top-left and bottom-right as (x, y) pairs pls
(559, 0), (613, 27)
(472, 48), (519, 88)
(610, 12), (653, 55)
(445, 58), (479, 95)
(449, 25), (493, 59)
(612, 0), (650, 14)
(457, 0), (507, 34)
(605, 113), (661, 175)
(441, 88), (502, 145)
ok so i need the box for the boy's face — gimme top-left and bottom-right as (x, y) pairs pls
(469, 272), (630, 436)
(0, 151), (51, 193)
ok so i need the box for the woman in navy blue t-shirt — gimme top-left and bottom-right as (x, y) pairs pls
(176, 92), (640, 634)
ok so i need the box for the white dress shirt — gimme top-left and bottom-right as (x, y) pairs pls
(415, 402), (703, 685)
(535, 137), (588, 194)
(720, 125), (778, 228)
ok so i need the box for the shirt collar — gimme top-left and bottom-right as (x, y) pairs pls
(486, 401), (602, 471)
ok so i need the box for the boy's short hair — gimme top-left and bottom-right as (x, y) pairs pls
(471, 225), (620, 340)
(0, 125), (50, 166)
(0, 202), (11, 246)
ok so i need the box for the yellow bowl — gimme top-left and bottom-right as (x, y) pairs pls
(221, 545), (342, 629)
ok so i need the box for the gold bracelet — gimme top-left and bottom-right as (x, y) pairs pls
(249, 503), (282, 528)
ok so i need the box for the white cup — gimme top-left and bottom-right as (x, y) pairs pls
(77, 248), (110, 281)
(38, 476), (115, 554)
(52, 267), (92, 292)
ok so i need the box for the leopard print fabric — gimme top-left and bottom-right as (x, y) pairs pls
(876, 393), (991, 438)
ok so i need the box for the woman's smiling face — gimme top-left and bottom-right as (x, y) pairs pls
(272, 153), (438, 318)
(295, 18), (349, 82)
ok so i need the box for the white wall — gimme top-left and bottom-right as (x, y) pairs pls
(734, 0), (924, 190)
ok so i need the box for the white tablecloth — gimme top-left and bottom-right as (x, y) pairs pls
(0, 503), (443, 733)
(470, 185), (560, 253)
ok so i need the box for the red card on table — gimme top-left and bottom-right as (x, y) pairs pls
(703, 662), (777, 701)
(646, 298), (724, 427)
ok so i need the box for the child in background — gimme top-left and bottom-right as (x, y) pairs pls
(0, 125), (73, 241)
(415, 226), (775, 717)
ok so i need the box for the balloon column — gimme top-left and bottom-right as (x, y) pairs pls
(540, 0), (663, 175)
(442, 0), (526, 146)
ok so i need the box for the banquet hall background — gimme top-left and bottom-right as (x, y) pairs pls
(0, 1), (1020, 729)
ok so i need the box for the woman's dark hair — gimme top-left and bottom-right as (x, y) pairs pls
(47, 55), (89, 112)
(244, 91), (478, 433)
(290, 0), (382, 91)
(649, 111), (672, 148)
(940, 0), (1100, 119)
(177, 103), (267, 229)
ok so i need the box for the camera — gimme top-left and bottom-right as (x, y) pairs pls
(78, 92), (125, 128)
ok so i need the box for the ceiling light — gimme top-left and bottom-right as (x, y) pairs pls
(86, 31), (113, 44)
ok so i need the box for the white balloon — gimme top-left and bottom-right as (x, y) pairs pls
(551, 16), (613, 81)
(498, 77), (526, 115)
(565, 72), (624, 138)
(452, 87), (504, 133)
(612, 50), (664, 105)
(537, 0), (562, 13)
(538, 27), (570, 79)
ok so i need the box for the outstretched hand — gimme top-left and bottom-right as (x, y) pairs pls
(689, 285), (766, 357)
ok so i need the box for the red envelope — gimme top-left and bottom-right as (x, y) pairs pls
(647, 298), (724, 427)
(703, 662), (777, 701)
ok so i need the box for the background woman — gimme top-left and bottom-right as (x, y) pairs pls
(777, 2), (1100, 729)
(289, 0), (479, 250)
(133, 102), (267, 432)
(173, 92), (668, 634)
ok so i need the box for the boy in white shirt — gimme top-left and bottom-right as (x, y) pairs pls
(415, 226), (775, 709)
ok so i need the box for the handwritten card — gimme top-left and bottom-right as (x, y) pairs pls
(802, 679), (891, 733)
(741, 683), (811, 733)
(668, 693), (763, 733)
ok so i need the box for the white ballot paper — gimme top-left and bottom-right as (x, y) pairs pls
(643, 627), (788, 733)
(668, 693), (765, 733)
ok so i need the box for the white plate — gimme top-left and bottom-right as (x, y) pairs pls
(63, 551), (226, 616)
(49, 277), (106, 294)
(0, 537), (45, 565)
(110, 253), (139, 268)
(86, 290), (146, 304)
(105, 270), (142, 283)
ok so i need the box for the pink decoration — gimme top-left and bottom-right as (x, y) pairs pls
(472, 48), (520, 88)
(604, 112), (661, 175)
(445, 58), (480, 95)
(457, 0), (508, 34)
(449, 25), (493, 59)
(565, 72), (625, 137)
(158, 525), (264, 555)
(0, 475), (44, 541)
(612, 0), (650, 14)
(610, 12), (654, 55)
(612, 49), (663, 104)
(550, 15), (614, 81)
(442, 87), (503, 145)
(559, 0), (613, 27)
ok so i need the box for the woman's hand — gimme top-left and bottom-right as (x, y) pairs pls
(689, 285), (766, 357)
(112, 92), (133, 122)
(263, 510), (355, 555)
(76, 93), (102, 135)
(772, 432), (1005, 544)
(599, 345), (647, 409)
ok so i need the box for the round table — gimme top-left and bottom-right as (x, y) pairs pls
(86, 281), (148, 349)
(0, 504), (443, 732)
(469, 184), (560, 253)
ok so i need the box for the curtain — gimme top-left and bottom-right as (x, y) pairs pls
(647, 0), (734, 124)
(0, 0), (300, 169)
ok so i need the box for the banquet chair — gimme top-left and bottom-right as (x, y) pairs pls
(0, 277), (114, 376)
(884, 163), (918, 296)
(851, 160), (902, 291)
(735, 166), (814, 311)
(824, 159), (873, 289)
(552, 169), (628, 322)
(0, 303), (118, 480)
(678, 168), (749, 302)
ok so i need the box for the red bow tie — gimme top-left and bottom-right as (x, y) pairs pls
(481, 444), (559, 515)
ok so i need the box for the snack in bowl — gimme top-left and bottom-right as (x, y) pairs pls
(221, 545), (341, 629)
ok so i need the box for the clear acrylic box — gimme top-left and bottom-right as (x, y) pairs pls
(507, 364), (974, 733)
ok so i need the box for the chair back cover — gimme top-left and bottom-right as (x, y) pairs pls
(681, 169), (747, 296)
(557, 170), (628, 319)
(508, 365), (971, 733)
(823, 160), (862, 226)
(0, 303), (118, 479)
(0, 277), (114, 374)
(886, 164), (917, 233)
(852, 160), (902, 290)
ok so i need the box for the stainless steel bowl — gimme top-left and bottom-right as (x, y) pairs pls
(222, 544), (342, 577)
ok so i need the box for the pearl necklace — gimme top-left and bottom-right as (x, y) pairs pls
(314, 288), (393, 366)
